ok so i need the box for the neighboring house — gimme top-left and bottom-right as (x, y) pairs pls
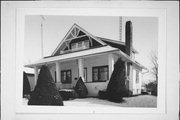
(25, 20), (145, 96)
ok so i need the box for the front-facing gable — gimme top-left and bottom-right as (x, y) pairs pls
(52, 24), (106, 56)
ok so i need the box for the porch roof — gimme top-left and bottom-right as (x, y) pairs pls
(25, 46), (144, 69)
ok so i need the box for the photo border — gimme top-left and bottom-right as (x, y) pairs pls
(16, 6), (166, 114)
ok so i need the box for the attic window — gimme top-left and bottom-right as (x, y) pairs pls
(84, 40), (90, 48)
(71, 40), (89, 50)
(78, 41), (83, 48)
(71, 43), (76, 49)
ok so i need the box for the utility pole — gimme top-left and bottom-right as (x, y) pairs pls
(119, 16), (122, 41)
(40, 15), (45, 58)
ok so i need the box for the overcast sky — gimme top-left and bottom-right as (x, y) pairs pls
(24, 16), (158, 82)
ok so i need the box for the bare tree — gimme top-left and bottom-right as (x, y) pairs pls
(150, 52), (158, 82)
(145, 52), (158, 96)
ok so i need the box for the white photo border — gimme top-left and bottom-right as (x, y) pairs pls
(16, 7), (167, 114)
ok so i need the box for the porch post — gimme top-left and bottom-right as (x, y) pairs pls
(108, 53), (114, 79)
(125, 61), (127, 78)
(78, 58), (84, 81)
(34, 66), (38, 86)
(55, 62), (61, 83)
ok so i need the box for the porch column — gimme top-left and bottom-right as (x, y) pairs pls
(55, 62), (61, 83)
(108, 54), (114, 79)
(34, 66), (38, 86)
(78, 58), (84, 81)
(125, 61), (128, 78)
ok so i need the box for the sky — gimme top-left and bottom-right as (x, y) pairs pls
(24, 16), (158, 82)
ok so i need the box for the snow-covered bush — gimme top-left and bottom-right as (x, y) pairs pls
(59, 89), (78, 100)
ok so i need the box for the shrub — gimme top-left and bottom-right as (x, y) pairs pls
(146, 81), (157, 96)
(98, 90), (108, 99)
(23, 72), (31, 97)
(74, 77), (88, 98)
(59, 89), (78, 100)
(106, 58), (126, 103)
(121, 88), (132, 97)
(28, 65), (63, 106)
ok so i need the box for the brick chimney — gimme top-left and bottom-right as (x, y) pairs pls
(125, 21), (133, 57)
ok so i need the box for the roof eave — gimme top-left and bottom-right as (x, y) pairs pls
(25, 46), (119, 68)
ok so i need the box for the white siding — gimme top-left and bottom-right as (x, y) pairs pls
(47, 53), (138, 97)
(131, 65), (142, 95)
(84, 54), (109, 96)
(84, 54), (108, 83)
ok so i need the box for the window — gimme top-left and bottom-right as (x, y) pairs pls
(84, 68), (87, 82)
(54, 72), (57, 83)
(61, 70), (71, 83)
(84, 40), (89, 48)
(136, 70), (139, 83)
(71, 43), (76, 50)
(78, 41), (83, 48)
(71, 40), (89, 50)
(92, 66), (108, 82)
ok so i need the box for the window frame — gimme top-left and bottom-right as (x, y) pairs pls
(61, 69), (72, 84)
(54, 71), (57, 83)
(84, 67), (87, 82)
(92, 65), (109, 82)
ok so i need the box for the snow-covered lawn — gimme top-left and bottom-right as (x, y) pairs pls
(23, 95), (157, 107)
(64, 95), (157, 107)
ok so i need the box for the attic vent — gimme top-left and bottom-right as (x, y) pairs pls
(78, 30), (86, 36)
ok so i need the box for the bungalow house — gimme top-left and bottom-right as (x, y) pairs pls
(25, 20), (145, 96)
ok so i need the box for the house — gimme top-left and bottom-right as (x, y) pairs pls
(25, 20), (145, 97)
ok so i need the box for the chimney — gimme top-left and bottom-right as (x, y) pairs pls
(125, 21), (133, 57)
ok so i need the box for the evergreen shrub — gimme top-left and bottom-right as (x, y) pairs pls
(28, 65), (64, 106)
(106, 58), (127, 103)
(74, 77), (88, 98)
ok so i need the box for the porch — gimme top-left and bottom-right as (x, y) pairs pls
(35, 53), (117, 96)
(26, 46), (134, 96)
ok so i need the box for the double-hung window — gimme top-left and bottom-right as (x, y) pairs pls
(61, 70), (71, 84)
(92, 65), (108, 82)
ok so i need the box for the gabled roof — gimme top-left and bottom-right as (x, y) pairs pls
(51, 23), (106, 56)
(97, 37), (138, 53)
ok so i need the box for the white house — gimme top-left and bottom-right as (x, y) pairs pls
(25, 20), (145, 96)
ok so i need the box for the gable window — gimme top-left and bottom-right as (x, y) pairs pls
(92, 65), (108, 82)
(71, 43), (76, 50)
(71, 40), (89, 50)
(84, 40), (90, 48)
(78, 41), (83, 48)
(61, 70), (71, 84)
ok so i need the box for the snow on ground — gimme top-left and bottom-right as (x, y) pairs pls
(23, 95), (157, 107)
(64, 95), (157, 107)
